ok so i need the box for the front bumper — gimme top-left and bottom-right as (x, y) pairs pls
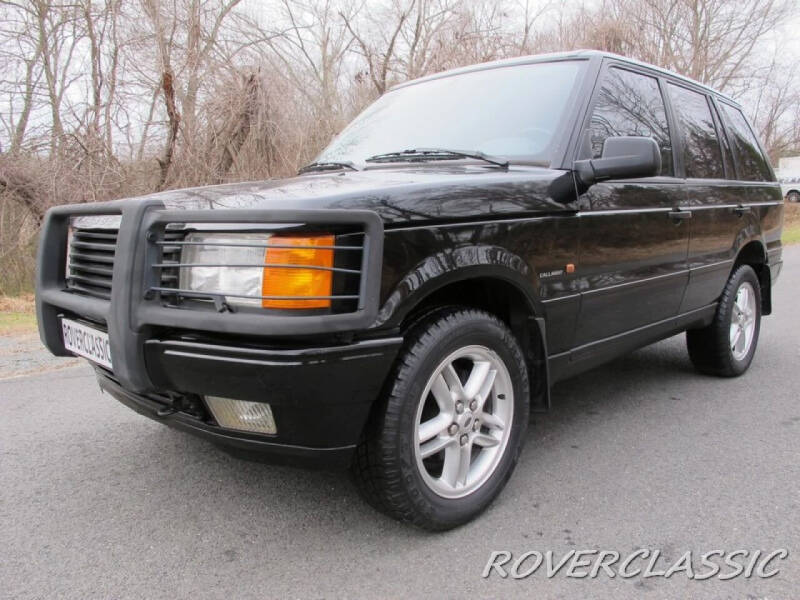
(96, 333), (401, 468)
(36, 198), (396, 467)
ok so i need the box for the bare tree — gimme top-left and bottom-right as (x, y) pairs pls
(258, 0), (357, 139)
(556, 0), (794, 94)
(341, 1), (412, 95)
(0, 0), (799, 294)
(33, 0), (84, 154)
(79, 0), (122, 155)
(142, 0), (181, 189)
(749, 57), (800, 162)
(181, 0), (243, 141)
(1, 12), (44, 154)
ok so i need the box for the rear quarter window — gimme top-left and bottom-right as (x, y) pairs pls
(718, 104), (773, 182)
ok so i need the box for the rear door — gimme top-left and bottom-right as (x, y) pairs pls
(672, 86), (776, 311)
(573, 63), (689, 347)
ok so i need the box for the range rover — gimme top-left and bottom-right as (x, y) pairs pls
(36, 51), (783, 529)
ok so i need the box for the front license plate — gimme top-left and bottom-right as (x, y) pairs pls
(61, 318), (113, 370)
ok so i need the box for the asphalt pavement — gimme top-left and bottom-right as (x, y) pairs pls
(2, 247), (799, 599)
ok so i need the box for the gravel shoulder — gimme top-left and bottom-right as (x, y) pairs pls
(0, 329), (80, 380)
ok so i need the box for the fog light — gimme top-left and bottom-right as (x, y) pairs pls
(205, 397), (277, 434)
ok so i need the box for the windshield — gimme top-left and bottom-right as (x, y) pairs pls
(316, 60), (585, 167)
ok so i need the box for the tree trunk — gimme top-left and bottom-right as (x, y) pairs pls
(215, 74), (259, 181)
(156, 70), (180, 190)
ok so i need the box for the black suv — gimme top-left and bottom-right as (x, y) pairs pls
(37, 51), (783, 529)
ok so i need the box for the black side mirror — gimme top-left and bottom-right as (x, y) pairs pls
(574, 136), (661, 187)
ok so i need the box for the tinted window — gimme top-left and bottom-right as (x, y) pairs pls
(719, 104), (772, 181)
(588, 67), (673, 176)
(667, 84), (724, 179)
(317, 61), (584, 165)
(710, 102), (735, 178)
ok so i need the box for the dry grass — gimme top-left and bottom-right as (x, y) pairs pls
(784, 202), (800, 226)
(0, 294), (34, 312)
(783, 224), (800, 244)
(0, 294), (37, 335)
(784, 203), (800, 245)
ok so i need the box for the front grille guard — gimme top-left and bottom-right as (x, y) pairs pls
(37, 198), (384, 392)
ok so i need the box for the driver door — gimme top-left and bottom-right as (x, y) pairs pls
(573, 63), (689, 348)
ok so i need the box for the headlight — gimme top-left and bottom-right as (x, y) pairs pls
(179, 232), (335, 309)
(179, 232), (269, 307)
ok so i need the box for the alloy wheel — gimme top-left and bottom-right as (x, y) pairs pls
(730, 281), (757, 361)
(413, 345), (514, 499)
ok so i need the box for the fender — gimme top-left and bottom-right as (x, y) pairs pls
(374, 244), (542, 328)
(373, 244), (551, 410)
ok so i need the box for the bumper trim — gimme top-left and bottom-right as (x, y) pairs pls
(142, 335), (402, 448)
(97, 371), (357, 469)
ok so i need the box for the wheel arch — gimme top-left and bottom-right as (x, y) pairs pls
(376, 249), (550, 410)
(733, 239), (771, 315)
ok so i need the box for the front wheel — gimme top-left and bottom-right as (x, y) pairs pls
(687, 265), (761, 377)
(352, 308), (529, 530)
(787, 190), (800, 203)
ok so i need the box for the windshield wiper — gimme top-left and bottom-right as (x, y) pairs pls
(298, 161), (359, 174)
(365, 148), (509, 169)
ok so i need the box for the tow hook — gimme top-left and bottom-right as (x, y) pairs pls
(156, 392), (181, 417)
(156, 405), (178, 417)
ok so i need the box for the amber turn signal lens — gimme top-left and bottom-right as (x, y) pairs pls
(262, 235), (334, 309)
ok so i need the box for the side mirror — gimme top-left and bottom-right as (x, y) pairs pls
(574, 136), (661, 188)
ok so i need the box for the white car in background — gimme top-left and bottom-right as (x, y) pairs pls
(781, 176), (800, 202)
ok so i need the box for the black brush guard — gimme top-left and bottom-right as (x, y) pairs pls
(36, 198), (384, 394)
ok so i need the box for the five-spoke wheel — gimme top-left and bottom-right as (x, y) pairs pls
(414, 345), (513, 498)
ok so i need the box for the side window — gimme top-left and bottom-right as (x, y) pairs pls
(718, 103), (772, 182)
(588, 67), (673, 176)
(667, 84), (724, 179)
(709, 101), (736, 179)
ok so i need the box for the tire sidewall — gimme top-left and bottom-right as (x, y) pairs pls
(389, 313), (529, 528)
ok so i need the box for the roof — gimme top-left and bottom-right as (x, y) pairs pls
(390, 50), (739, 105)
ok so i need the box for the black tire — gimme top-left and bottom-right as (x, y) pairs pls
(352, 307), (529, 530)
(787, 191), (800, 203)
(686, 264), (761, 377)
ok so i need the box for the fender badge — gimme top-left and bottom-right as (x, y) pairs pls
(540, 264), (576, 279)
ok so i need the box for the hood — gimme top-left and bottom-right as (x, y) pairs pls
(133, 165), (577, 225)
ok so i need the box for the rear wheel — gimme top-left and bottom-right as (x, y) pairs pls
(352, 308), (529, 530)
(687, 264), (761, 377)
(787, 190), (800, 203)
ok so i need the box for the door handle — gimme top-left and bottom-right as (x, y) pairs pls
(733, 205), (749, 217)
(669, 210), (692, 221)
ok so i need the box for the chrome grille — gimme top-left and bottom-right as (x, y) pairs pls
(66, 228), (118, 300)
